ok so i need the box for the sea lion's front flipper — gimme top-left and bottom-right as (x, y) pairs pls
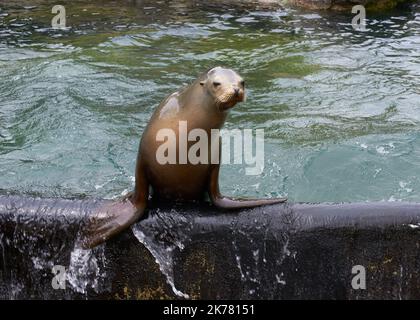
(208, 163), (287, 210)
(80, 164), (149, 249)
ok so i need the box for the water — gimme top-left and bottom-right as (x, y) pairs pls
(0, 0), (419, 203)
(67, 246), (107, 295)
(131, 210), (193, 298)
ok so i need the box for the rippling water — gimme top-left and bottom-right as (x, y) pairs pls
(0, 0), (419, 202)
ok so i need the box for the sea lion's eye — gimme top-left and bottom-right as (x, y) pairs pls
(213, 81), (221, 87)
(240, 80), (245, 87)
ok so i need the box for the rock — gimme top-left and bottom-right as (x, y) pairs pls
(283, 0), (411, 10)
(0, 195), (419, 299)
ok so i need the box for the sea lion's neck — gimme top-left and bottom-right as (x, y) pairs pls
(179, 82), (228, 130)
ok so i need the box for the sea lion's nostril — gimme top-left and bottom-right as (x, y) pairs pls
(234, 88), (240, 96)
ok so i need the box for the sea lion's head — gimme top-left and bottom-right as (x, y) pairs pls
(200, 67), (245, 111)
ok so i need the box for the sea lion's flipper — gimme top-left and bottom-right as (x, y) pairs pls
(80, 165), (149, 249)
(208, 163), (287, 210)
(80, 198), (146, 249)
(211, 196), (287, 209)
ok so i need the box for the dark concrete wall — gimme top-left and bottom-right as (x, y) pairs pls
(0, 195), (419, 299)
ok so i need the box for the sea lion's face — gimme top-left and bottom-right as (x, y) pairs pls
(200, 67), (245, 111)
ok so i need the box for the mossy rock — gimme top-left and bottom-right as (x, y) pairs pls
(283, 0), (413, 11)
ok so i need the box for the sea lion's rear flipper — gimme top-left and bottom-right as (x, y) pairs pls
(208, 163), (287, 210)
(80, 165), (149, 249)
(211, 196), (287, 209)
(80, 197), (146, 249)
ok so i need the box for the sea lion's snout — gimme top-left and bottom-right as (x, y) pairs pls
(233, 85), (245, 102)
(217, 85), (244, 111)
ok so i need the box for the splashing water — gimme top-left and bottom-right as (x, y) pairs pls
(67, 245), (107, 295)
(131, 209), (193, 299)
(132, 227), (189, 299)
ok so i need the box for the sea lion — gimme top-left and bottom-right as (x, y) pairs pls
(82, 67), (287, 248)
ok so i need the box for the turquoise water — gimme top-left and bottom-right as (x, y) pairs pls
(0, 1), (419, 202)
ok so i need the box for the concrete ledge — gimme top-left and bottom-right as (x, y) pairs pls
(0, 194), (419, 299)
